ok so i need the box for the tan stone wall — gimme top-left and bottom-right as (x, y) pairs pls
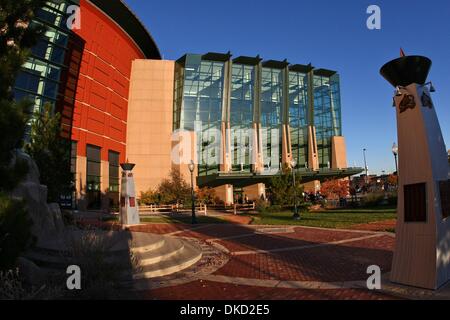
(303, 181), (321, 193)
(126, 60), (175, 197)
(331, 136), (348, 169)
(214, 184), (234, 206)
(243, 183), (266, 201)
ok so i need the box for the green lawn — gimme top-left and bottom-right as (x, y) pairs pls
(101, 206), (396, 229)
(250, 207), (397, 229)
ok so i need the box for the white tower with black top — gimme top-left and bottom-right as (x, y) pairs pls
(120, 162), (140, 226)
(380, 54), (450, 290)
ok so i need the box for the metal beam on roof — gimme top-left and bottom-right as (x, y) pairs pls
(233, 55), (263, 66)
(262, 59), (289, 69)
(202, 52), (232, 62)
(314, 68), (337, 77)
(289, 63), (314, 74)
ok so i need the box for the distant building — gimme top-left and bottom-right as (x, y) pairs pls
(14, 1), (363, 209)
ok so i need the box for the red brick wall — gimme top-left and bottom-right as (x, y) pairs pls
(71, 0), (146, 163)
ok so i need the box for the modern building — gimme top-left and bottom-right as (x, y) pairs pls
(15, 1), (361, 209)
(127, 54), (362, 205)
(14, 0), (161, 209)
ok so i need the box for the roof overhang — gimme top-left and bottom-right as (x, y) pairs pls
(289, 64), (314, 74)
(89, 0), (161, 59)
(233, 55), (263, 66)
(262, 59), (289, 69)
(314, 68), (337, 77)
(202, 52), (232, 62)
(197, 168), (365, 188)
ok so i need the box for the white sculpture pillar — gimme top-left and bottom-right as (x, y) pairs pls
(120, 162), (140, 226)
(380, 54), (450, 290)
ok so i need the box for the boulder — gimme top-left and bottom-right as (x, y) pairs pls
(48, 203), (64, 234)
(10, 150), (65, 244)
(16, 257), (46, 288)
(11, 150), (40, 185)
(11, 182), (56, 242)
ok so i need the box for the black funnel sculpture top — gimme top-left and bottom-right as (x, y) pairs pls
(120, 163), (135, 171)
(380, 55), (432, 87)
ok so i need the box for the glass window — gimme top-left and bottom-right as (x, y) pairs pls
(230, 64), (256, 172)
(289, 71), (309, 168)
(314, 74), (342, 168)
(178, 55), (225, 176)
(109, 151), (120, 193)
(86, 145), (101, 192)
(261, 67), (284, 171)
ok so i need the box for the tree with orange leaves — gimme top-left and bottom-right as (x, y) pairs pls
(320, 179), (350, 200)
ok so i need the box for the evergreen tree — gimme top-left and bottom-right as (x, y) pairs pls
(267, 164), (304, 207)
(25, 103), (74, 202)
(0, 0), (46, 192)
(0, 0), (47, 270)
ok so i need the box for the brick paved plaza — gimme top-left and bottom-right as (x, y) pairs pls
(127, 221), (401, 300)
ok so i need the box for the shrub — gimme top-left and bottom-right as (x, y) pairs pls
(140, 169), (191, 206)
(360, 192), (386, 207)
(196, 187), (217, 205)
(255, 199), (270, 213)
(0, 269), (62, 300)
(139, 189), (160, 205)
(387, 192), (398, 206)
(0, 193), (34, 271)
(0, 269), (28, 300)
(321, 179), (350, 200)
(62, 230), (138, 299)
(267, 164), (304, 207)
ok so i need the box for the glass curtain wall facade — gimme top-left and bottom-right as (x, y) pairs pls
(313, 71), (342, 168)
(174, 53), (343, 176)
(174, 54), (226, 177)
(260, 66), (284, 171)
(289, 70), (310, 169)
(230, 63), (256, 172)
(14, 0), (79, 125)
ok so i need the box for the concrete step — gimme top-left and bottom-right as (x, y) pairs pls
(24, 231), (202, 281)
(131, 232), (166, 254)
(24, 249), (131, 269)
(133, 241), (202, 280)
(136, 238), (185, 266)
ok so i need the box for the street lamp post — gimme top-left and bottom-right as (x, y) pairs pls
(392, 143), (399, 175)
(188, 160), (197, 224)
(291, 159), (300, 220)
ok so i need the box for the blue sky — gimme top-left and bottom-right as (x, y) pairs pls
(125, 0), (450, 174)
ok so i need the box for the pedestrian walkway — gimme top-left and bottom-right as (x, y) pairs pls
(128, 223), (403, 300)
